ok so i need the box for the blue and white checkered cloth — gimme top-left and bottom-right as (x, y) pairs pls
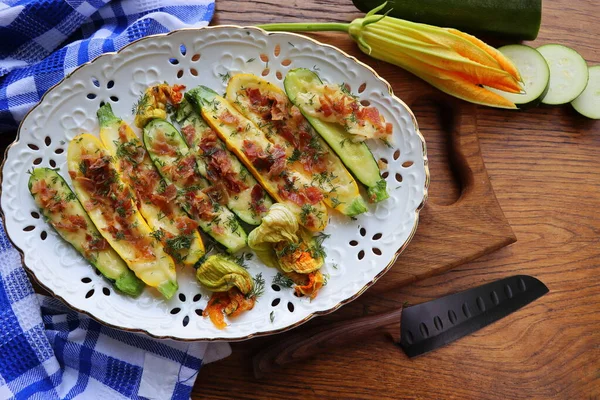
(0, 1), (235, 399)
(0, 0), (215, 132)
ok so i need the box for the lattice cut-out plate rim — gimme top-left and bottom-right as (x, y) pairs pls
(0, 25), (429, 341)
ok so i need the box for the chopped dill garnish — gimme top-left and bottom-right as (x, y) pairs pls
(65, 192), (77, 202)
(330, 197), (342, 208)
(299, 204), (315, 225)
(339, 137), (351, 148)
(273, 273), (294, 289)
(149, 229), (165, 242)
(225, 214), (239, 234)
(339, 83), (357, 99)
(270, 311), (275, 323)
(78, 161), (88, 176)
(218, 72), (231, 83)
(229, 252), (253, 269)
(287, 148), (301, 163)
(166, 234), (192, 251)
(249, 272), (265, 299)
(246, 57), (255, 63)
(114, 139), (141, 166)
(132, 92), (150, 115)
(310, 232), (330, 259)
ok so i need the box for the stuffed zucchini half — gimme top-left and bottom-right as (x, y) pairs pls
(185, 86), (329, 232)
(174, 100), (273, 225)
(284, 68), (389, 203)
(28, 168), (144, 297)
(226, 74), (367, 217)
(97, 104), (204, 267)
(67, 134), (178, 299)
(143, 119), (247, 253)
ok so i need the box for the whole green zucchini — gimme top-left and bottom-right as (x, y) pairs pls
(352, 0), (542, 40)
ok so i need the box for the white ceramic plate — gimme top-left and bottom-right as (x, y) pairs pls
(1, 26), (428, 340)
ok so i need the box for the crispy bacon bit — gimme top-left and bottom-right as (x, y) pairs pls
(162, 184), (177, 202)
(81, 153), (111, 171)
(151, 133), (178, 157)
(200, 133), (247, 194)
(250, 184), (268, 214)
(357, 106), (382, 125)
(279, 184), (323, 206)
(246, 88), (269, 106)
(181, 125), (196, 146)
(118, 124), (128, 142)
(54, 215), (87, 232)
(243, 86), (328, 175)
(31, 180), (65, 213)
(198, 131), (218, 153)
(84, 234), (110, 253)
(185, 191), (217, 221)
(203, 182), (229, 206)
(203, 288), (256, 329)
(268, 151), (286, 177)
(270, 99), (287, 121)
(242, 140), (286, 176)
(175, 154), (197, 185)
(175, 216), (198, 235)
(305, 186), (323, 204)
(319, 101), (333, 117)
(219, 109), (239, 125)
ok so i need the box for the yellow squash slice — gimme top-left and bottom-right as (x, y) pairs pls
(67, 134), (178, 299)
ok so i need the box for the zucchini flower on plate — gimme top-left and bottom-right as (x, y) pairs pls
(248, 204), (324, 275)
(197, 255), (257, 329)
(260, 2), (523, 109)
(248, 203), (326, 299)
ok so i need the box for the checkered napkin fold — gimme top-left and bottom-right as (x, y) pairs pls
(0, 0), (215, 132)
(0, 1), (234, 399)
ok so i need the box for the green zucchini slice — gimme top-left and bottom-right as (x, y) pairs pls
(29, 167), (144, 297)
(174, 99), (273, 225)
(143, 119), (247, 253)
(284, 68), (388, 202)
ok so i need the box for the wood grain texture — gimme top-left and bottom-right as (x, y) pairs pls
(194, 1), (600, 399)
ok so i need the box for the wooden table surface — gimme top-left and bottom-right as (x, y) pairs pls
(193, 1), (600, 399)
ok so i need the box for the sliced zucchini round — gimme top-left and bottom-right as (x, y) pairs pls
(571, 65), (600, 119)
(537, 44), (589, 105)
(487, 44), (549, 109)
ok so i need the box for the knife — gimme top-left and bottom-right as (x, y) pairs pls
(253, 275), (548, 378)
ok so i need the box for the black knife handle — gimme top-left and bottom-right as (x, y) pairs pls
(252, 307), (404, 378)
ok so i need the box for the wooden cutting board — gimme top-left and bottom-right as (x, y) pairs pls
(370, 91), (517, 294)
